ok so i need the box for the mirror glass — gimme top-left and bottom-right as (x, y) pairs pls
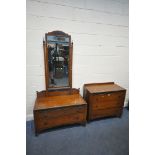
(47, 35), (69, 87)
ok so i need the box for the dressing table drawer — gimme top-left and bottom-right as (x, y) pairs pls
(34, 104), (87, 133)
(38, 112), (86, 130)
(37, 106), (86, 119)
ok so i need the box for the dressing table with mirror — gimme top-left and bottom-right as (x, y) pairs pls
(33, 31), (87, 135)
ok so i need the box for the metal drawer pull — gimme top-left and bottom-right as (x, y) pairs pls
(108, 94), (111, 96)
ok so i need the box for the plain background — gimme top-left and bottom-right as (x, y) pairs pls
(0, 0), (155, 155)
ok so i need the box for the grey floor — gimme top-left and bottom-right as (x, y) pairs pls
(26, 109), (129, 155)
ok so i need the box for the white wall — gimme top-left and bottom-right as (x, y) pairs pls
(26, 0), (129, 120)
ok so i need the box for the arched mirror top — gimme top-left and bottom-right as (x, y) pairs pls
(44, 31), (73, 90)
(46, 31), (70, 37)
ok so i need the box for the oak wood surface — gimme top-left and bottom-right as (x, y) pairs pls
(34, 94), (87, 110)
(34, 105), (87, 131)
(33, 89), (87, 135)
(91, 107), (122, 120)
(84, 82), (125, 94)
(83, 82), (126, 121)
(34, 31), (86, 135)
(36, 88), (79, 97)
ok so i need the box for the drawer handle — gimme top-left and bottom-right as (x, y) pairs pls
(101, 96), (104, 97)
(107, 94), (111, 96)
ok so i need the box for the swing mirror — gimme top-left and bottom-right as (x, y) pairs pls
(44, 31), (72, 90)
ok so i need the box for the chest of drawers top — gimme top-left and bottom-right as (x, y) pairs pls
(84, 82), (126, 94)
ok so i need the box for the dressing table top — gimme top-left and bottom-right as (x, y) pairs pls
(34, 94), (87, 110)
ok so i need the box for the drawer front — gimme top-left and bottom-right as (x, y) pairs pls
(92, 100), (123, 110)
(39, 113), (86, 130)
(37, 105), (86, 119)
(92, 91), (125, 102)
(91, 108), (123, 120)
(90, 91), (125, 110)
(35, 105), (87, 130)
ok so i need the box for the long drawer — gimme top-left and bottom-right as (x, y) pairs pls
(91, 91), (125, 102)
(90, 91), (125, 110)
(34, 105), (87, 131)
(91, 107), (123, 120)
(92, 99), (124, 110)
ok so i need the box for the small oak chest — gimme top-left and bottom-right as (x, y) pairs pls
(83, 82), (126, 121)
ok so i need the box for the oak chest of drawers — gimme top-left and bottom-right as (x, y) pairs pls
(83, 82), (126, 121)
(33, 89), (87, 135)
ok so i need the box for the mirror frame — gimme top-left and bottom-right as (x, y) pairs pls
(43, 31), (73, 90)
